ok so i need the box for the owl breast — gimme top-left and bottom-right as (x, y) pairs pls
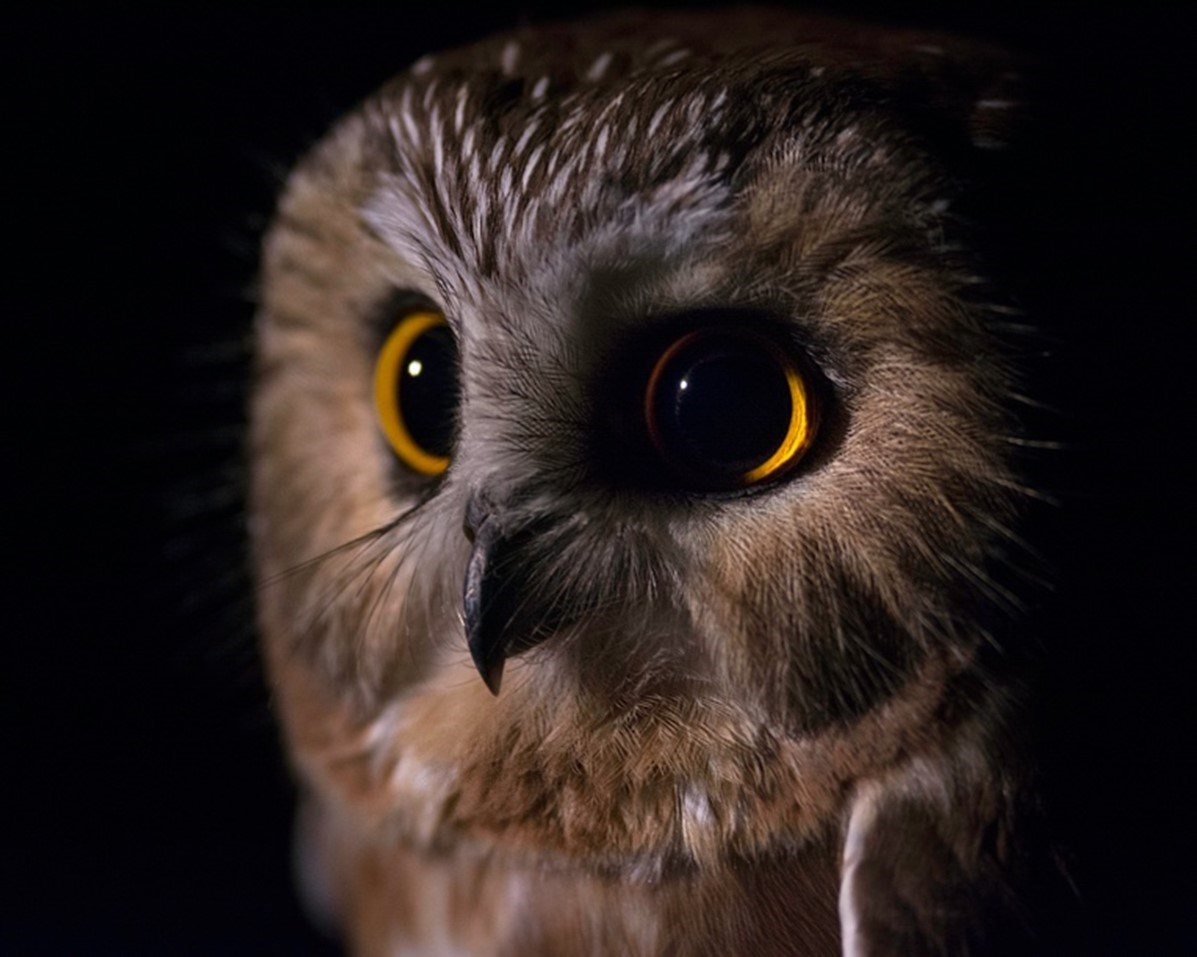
(252, 10), (1053, 955)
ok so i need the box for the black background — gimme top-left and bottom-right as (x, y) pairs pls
(6, 3), (1193, 954)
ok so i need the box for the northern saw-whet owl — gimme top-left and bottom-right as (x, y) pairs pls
(251, 8), (1059, 955)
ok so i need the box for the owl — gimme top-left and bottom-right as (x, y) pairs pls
(251, 8), (1059, 955)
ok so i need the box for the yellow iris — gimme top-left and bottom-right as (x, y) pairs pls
(373, 310), (453, 476)
(644, 329), (816, 488)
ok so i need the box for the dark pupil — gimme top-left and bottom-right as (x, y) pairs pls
(399, 325), (459, 458)
(655, 340), (792, 475)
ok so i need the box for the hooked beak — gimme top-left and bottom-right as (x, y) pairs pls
(462, 493), (557, 696)
(463, 504), (508, 694)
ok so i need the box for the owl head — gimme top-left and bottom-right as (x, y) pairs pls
(251, 9), (1031, 885)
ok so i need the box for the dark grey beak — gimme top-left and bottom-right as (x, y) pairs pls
(463, 504), (509, 695)
(463, 491), (560, 695)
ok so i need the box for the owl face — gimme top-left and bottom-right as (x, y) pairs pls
(252, 12), (1025, 874)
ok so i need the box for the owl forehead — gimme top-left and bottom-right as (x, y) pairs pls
(358, 41), (931, 320)
(363, 72), (739, 300)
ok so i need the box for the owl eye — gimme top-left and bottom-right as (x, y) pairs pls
(644, 328), (816, 489)
(373, 310), (459, 476)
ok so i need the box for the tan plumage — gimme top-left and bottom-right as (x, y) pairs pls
(251, 9), (1056, 954)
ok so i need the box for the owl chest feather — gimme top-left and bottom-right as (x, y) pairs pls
(313, 818), (843, 957)
(271, 636), (1017, 955)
